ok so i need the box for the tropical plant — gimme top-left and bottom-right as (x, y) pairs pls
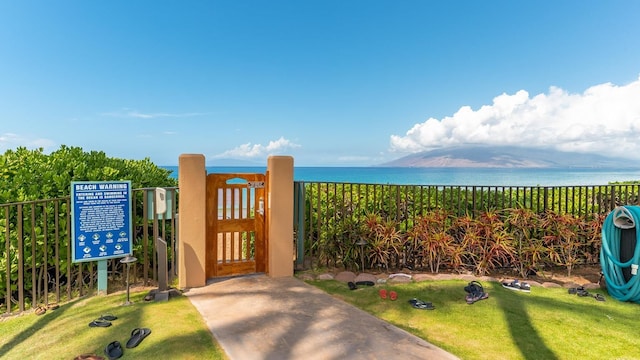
(363, 213), (402, 270)
(504, 208), (546, 278)
(540, 211), (584, 277)
(0, 145), (177, 313)
(408, 209), (456, 273)
(458, 210), (515, 276)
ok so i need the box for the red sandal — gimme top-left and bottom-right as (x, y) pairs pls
(379, 289), (387, 299)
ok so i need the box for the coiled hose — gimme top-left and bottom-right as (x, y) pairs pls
(601, 206), (640, 302)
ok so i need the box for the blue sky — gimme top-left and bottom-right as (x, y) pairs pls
(1, 1), (640, 166)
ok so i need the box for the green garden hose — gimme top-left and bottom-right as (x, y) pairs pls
(601, 206), (640, 302)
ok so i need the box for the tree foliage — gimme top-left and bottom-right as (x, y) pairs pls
(0, 145), (177, 202)
(1, 145), (177, 313)
(299, 181), (628, 276)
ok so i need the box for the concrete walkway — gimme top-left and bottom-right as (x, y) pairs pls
(185, 274), (459, 360)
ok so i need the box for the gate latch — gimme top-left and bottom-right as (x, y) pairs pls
(247, 181), (265, 188)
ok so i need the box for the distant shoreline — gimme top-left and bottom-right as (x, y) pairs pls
(161, 166), (640, 187)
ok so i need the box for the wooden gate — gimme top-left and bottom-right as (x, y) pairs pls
(206, 172), (267, 278)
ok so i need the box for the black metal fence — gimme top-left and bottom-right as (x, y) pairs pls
(293, 182), (640, 271)
(5, 180), (640, 315)
(1, 187), (178, 316)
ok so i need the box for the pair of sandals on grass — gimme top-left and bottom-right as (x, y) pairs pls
(408, 282), (488, 309)
(34, 303), (59, 315)
(74, 328), (151, 360)
(465, 279), (534, 304)
(568, 286), (606, 301)
(501, 279), (531, 293)
(82, 313), (151, 360)
(465, 278), (529, 304)
(350, 281), (435, 309)
(465, 279), (535, 304)
(88, 314), (118, 328)
(465, 281), (489, 304)
(347, 280), (375, 290)
(102, 328), (152, 360)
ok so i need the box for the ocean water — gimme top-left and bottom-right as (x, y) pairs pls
(162, 166), (640, 187)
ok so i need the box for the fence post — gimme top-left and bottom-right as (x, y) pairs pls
(294, 182), (305, 269)
(177, 154), (207, 289)
(267, 156), (294, 277)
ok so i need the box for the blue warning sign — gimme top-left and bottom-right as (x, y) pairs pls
(71, 181), (133, 263)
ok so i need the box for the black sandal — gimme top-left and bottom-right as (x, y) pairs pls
(465, 281), (489, 304)
(577, 289), (590, 297)
(408, 298), (435, 310)
(355, 281), (375, 286)
(89, 319), (112, 327)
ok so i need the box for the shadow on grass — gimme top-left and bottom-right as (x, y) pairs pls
(494, 288), (559, 360)
(0, 303), (71, 355)
(0, 292), (149, 359)
(308, 278), (634, 359)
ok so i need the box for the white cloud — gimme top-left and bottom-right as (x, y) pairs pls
(213, 137), (301, 159)
(0, 132), (56, 152)
(101, 109), (205, 119)
(390, 76), (640, 159)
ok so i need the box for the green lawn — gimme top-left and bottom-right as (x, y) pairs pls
(308, 279), (640, 360)
(4, 278), (638, 360)
(0, 289), (227, 360)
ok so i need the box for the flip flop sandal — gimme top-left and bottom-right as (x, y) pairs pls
(593, 294), (606, 301)
(569, 286), (585, 295)
(74, 353), (105, 360)
(502, 279), (530, 292)
(465, 292), (485, 304)
(379, 289), (388, 299)
(389, 291), (398, 301)
(355, 281), (375, 286)
(99, 314), (118, 321)
(89, 319), (112, 327)
(104, 340), (123, 360)
(409, 299), (435, 310)
(416, 302), (435, 310)
(35, 306), (46, 315)
(125, 327), (152, 348)
(577, 289), (590, 297)
(464, 281), (483, 294)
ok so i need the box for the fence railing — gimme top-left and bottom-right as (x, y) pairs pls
(1, 187), (178, 316)
(5, 180), (640, 315)
(293, 182), (640, 272)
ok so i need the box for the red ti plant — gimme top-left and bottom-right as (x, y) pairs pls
(504, 208), (546, 278)
(581, 212), (605, 264)
(460, 210), (515, 276)
(363, 212), (402, 270)
(408, 209), (456, 273)
(540, 211), (584, 277)
(408, 209), (463, 273)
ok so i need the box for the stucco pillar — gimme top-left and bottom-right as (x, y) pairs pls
(178, 154), (207, 288)
(267, 156), (294, 277)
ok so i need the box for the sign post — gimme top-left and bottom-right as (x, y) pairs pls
(71, 181), (133, 295)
